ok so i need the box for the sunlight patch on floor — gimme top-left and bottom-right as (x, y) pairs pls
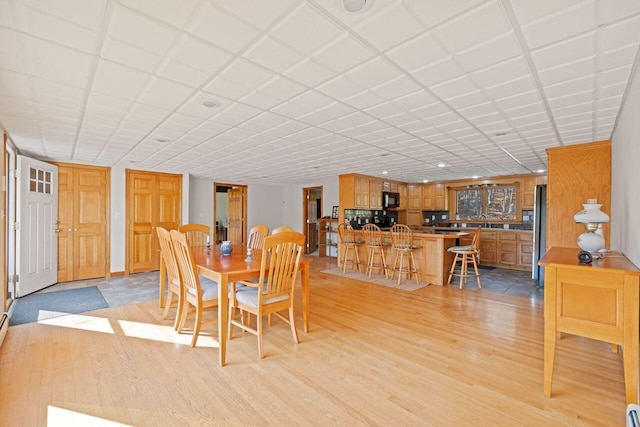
(117, 320), (219, 347)
(48, 405), (131, 426)
(38, 312), (115, 333)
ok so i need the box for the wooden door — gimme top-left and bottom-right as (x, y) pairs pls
(74, 167), (108, 279)
(57, 166), (74, 282)
(227, 187), (244, 246)
(127, 171), (181, 273)
(305, 190), (318, 254)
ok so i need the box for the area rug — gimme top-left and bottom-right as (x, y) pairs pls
(321, 268), (429, 291)
(9, 286), (109, 326)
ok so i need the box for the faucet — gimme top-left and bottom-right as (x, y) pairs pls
(479, 214), (488, 228)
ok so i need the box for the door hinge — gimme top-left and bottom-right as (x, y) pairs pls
(10, 222), (19, 230)
(8, 274), (18, 283)
(10, 169), (18, 178)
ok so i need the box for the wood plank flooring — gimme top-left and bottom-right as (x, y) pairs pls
(0, 257), (627, 426)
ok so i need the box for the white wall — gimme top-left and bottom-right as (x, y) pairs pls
(189, 174), (213, 226)
(611, 62), (640, 267)
(283, 178), (340, 231)
(215, 192), (228, 225)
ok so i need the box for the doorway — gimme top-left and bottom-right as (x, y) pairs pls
(302, 186), (322, 255)
(213, 183), (247, 246)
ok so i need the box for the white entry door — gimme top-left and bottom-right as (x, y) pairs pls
(16, 155), (58, 297)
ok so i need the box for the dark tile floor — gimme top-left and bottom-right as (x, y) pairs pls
(448, 266), (543, 300)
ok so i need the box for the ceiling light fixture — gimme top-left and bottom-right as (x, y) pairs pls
(382, 170), (388, 174)
(437, 162), (446, 168)
(202, 100), (220, 108)
(472, 175), (479, 179)
(537, 169), (546, 173)
(423, 179), (429, 183)
(343, 0), (366, 13)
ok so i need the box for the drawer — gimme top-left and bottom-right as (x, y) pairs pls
(499, 232), (517, 241)
(481, 231), (497, 240)
(518, 233), (533, 242)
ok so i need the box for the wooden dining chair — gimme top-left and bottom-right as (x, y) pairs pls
(156, 227), (184, 329)
(271, 225), (293, 235)
(248, 224), (269, 249)
(178, 223), (210, 247)
(170, 229), (219, 347)
(228, 231), (305, 358)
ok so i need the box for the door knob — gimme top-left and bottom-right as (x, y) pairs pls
(54, 229), (60, 233)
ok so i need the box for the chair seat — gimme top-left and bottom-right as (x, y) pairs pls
(447, 245), (474, 253)
(234, 286), (290, 308)
(187, 277), (218, 301)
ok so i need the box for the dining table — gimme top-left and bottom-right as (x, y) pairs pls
(159, 244), (312, 366)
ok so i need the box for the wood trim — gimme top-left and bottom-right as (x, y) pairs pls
(213, 182), (248, 245)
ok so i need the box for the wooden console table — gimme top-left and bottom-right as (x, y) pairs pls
(539, 247), (640, 404)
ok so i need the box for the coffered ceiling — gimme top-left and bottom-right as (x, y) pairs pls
(0, 0), (638, 185)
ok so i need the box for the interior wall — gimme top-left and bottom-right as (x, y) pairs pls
(246, 184), (285, 232)
(283, 178), (339, 232)
(189, 175), (212, 228)
(215, 192), (228, 225)
(611, 62), (640, 267)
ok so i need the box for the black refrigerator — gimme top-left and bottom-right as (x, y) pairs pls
(532, 184), (547, 286)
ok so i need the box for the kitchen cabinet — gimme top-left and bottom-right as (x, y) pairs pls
(422, 184), (434, 210)
(407, 210), (423, 227)
(408, 184), (422, 210)
(339, 174), (371, 209)
(318, 219), (338, 258)
(370, 180), (382, 209)
(434, 183), (446, 210)
(479, 231), (497, 264)
(517, 232), (533, 269)
(398, 183), (408, 209)
(498, 231), (517, 266)
(383, 181), (398, 192)
(522, 177), (536, 209)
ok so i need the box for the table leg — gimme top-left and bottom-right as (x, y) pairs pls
(623, 275), (639, 404)
(301, 263), (310, 333)
(543, 266), (557, 397)
(158, 256), (166, 308)
(218, 275), (228, 366)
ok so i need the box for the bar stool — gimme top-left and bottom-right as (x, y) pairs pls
(447, 226), (482, 289)
(337, 223), (362, 273)
(390, 224), (420, 285)
(362, 223), (389, 279)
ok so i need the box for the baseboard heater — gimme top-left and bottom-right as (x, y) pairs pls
(0, 312), (8, 348)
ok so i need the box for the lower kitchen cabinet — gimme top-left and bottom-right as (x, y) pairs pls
(476, 229), (532, 271)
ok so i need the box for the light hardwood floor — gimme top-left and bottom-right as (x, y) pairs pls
(0, 257), (626, 426)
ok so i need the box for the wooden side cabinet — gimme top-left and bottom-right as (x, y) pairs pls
(539, 247), (640, 404)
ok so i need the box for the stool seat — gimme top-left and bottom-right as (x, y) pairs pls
(447, 227), (482, 289)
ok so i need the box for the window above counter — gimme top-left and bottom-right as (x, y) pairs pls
(453, 184), (519, 222)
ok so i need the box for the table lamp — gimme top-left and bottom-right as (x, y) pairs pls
(574, 199), (609, 252)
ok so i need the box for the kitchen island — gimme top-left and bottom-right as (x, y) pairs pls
(347, 229), (469, 286)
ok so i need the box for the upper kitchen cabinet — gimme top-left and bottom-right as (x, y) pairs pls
(422, 184), (434, 210)
(408, 184), (422, 210)
(370, 180), (382, 209)
(339, 174), (371, 209)
(398, 183), (408, 209)
(383, 181), (398, 192)
(522, 175), (548, 209)
(434, 183), (446, 210)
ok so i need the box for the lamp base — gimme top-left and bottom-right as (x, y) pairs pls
(577, 232), (605, 252)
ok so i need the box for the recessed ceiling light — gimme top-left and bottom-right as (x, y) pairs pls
(343, 0), (366, 13)
(382, 170), (388, 174)
(495, 131), (510, 137)
(537, 169), (546, 173)
(422, 179), (429, 183)
(202, 100), (220, 108)
(472, 175), (479, 179)
(437, 162), (446, 168)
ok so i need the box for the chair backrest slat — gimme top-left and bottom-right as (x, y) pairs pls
(157, 227), (180, 286)
(178, 223), (210, 247)
(390, 224), (413, 248)
(170, 230), (201, 295)
(248, 224), (269, 249)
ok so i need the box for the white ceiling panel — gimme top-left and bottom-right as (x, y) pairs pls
(0, 0), (638, 184)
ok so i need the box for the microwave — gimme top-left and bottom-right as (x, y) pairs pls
(382, 191), (400, 209)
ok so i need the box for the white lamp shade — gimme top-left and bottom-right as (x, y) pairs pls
(574, 203), (609, 223)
